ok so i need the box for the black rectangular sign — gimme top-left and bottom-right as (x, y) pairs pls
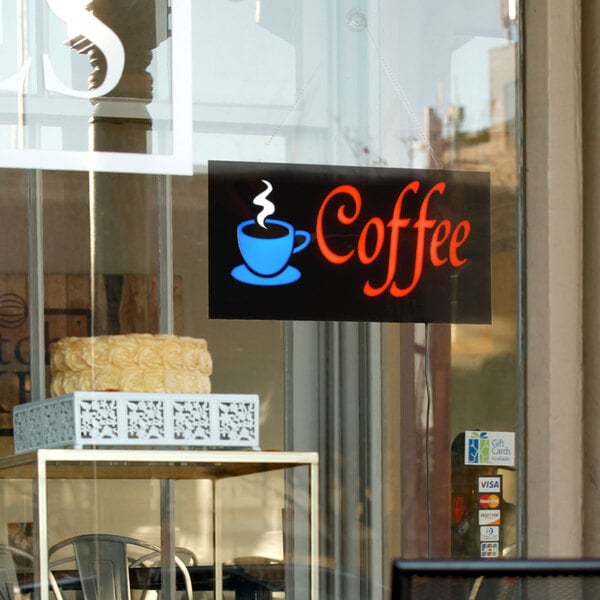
(208, 160), (491, 323)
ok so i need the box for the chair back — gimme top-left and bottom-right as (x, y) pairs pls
(72, 536), (129, 600)
(0, 546), (20, 600)
(0, 544), (63, 600)
(49, 534), (193, 600)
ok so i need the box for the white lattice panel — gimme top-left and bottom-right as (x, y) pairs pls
(12, 392), (260, 453)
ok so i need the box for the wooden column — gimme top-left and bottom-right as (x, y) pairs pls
(82, 1), (166, 333)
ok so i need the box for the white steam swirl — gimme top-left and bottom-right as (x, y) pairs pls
(253, 179), (275, 228)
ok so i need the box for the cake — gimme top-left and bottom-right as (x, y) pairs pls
(49, 334), (212, 396)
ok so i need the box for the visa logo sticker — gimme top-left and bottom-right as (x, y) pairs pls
(478, 510), (501, 526)
(479, 476), (501, 492)
(480, 525), (500, 541)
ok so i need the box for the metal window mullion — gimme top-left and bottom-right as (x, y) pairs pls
(329, 322), (343, 598)
(158, 174), (174, 334)
(362, 322), (383, 599)
(28, 169), (45, 403)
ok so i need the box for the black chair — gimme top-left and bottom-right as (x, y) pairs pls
(391, 558), (600, 599)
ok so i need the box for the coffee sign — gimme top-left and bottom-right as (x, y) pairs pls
(208, 160), (491, 323)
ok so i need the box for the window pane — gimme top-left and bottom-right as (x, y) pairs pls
(0, 1), (520, 599)
(0, 170), (28, 457)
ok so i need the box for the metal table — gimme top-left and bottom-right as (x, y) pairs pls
(0, 448), (319, 599)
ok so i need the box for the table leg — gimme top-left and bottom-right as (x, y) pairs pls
(213, 478), (223, 598)
(35, 455), (48, 600)
(160, 479), (176, 598)
(310, 462), (319, 599)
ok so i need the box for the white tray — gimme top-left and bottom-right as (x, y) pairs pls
(12, 392), (260, 453)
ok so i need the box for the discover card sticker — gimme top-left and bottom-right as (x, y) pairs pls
(478, 510), (501, 526)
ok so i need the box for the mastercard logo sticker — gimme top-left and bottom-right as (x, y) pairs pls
(479, 494), (500, 509)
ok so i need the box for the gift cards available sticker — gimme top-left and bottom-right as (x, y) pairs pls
(479, 510), (501, 526)
(465, 431), (515, 466)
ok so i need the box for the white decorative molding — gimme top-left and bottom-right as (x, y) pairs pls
(0, 0), (192, 175)
(13, 392), (260, 453)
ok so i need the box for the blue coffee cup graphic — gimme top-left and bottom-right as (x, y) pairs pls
(234, 218), (310, 284)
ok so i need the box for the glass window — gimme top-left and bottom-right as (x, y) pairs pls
(0, 1), (520, 598)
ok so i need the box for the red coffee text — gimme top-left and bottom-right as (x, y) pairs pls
(316, 181), (471, 297)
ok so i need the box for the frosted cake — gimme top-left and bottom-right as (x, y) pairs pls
(50, 333), (212, 396)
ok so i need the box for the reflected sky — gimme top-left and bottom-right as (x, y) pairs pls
(0, 0), (518, 170)
(190, 0), (516, 168)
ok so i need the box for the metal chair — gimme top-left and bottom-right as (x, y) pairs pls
(0, 544), (63, 600)
(48, 534), (193, 600)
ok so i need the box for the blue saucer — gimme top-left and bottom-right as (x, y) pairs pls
(231, 264), (301, 286)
